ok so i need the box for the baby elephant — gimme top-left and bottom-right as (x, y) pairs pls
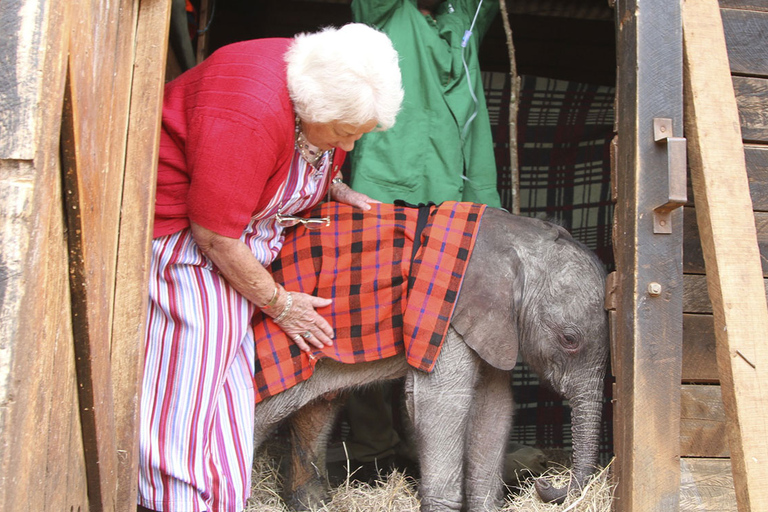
(252, 208), (610, 511)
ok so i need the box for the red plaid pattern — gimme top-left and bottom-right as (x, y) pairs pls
(252, 201), (485, 403)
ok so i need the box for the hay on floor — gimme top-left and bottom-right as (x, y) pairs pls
(246, 451), (615, 512)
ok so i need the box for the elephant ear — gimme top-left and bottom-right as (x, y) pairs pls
(451, 210), (522, 371)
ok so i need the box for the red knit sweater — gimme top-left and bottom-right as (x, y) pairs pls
(153, 38), (346, 238)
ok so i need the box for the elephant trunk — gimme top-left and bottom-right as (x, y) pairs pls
(534, 373), (604, 504)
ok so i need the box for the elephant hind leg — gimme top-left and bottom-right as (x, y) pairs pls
(464, 361), (513, 511)
(284, 395), (345, 510)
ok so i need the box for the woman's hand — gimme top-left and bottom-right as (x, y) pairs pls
(190, 221), (334, 353)
(330, 181), (380, 210)
(271, 290), (334, 353)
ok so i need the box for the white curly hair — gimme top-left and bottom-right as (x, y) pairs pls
(285, 23), (404, 130)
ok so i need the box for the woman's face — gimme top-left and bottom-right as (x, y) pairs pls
(301, 119), (378, 152)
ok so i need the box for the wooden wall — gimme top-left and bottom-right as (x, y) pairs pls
(681, 0), (768, 510)
(0, 1), (170, 511)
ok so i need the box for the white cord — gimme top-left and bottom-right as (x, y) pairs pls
(461, 0), (484, 48)
(460, 0), (484, 144)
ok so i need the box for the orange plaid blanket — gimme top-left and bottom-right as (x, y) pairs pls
(252, 201), (486, 403)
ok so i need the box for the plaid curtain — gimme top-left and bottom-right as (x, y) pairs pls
(484, 72), (616, 464)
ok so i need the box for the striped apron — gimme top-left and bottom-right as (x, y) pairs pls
(138, 149), (332, 512)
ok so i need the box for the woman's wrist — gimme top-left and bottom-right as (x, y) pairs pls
(259, 284), (281, 309)
(273, 292), (293, 324)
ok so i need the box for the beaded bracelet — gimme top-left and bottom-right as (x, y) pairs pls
(273, 292), (293, 324)
(259, 285), (280, 309)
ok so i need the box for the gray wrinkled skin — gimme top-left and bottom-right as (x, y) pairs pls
(253, 208), (609, 510)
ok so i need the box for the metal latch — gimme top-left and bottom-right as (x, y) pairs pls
(652, 118), (687, 234)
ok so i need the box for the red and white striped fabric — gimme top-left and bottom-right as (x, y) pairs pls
(138, 150), (333, 512)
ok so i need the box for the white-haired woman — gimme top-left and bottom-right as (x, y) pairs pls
(138, 24), (403, 512)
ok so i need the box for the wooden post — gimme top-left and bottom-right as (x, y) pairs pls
(612, 0), (685, 510)
(682, 0), (768, 510)
(195, 0), (211, 63)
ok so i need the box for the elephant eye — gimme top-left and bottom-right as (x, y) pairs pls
(558, 332), (581, 353)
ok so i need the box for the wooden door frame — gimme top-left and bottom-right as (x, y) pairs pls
(612, 0), (686, 510)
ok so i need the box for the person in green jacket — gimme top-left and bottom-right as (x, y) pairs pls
(342, 0), (501, 480)
(349, 0), (501, 207)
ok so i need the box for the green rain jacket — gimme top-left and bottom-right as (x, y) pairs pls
(350, 0), (501, 207)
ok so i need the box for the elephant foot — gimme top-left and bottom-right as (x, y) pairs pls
(285, 475), (329, 511)
(534, 477), (569, 504)
(465, 494), (503, 512)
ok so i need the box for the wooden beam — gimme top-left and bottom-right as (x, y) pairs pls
(612, 1), (685, 510)
(110, 0), (171, 509)
(683, 0), (768, 510)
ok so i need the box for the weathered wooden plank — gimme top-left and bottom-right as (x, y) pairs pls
(0, 0), (91, 510)
(733, 76), (768, 143)
(684, 208), (768, 276)
(680, 458), (737, 512)
(681, 385), (729, 457)
(61, 63), (118, 512)
(37, 160), (90, 512)
(111, 0), (171, 509)
(684, 207), (706, 274)
(0, 0), (46, 159)
(687, 146), (768, 211)
(613, 0), (685, 510)
(722, 9), (768, 77)
(63, 0), (147, 507)
(683, 313), (719, 383)
(685, 273), (768, 313)
(684, 274), (713, 313)
(683, 1), (768, 510)
(744, 145), (768, 211)
(719, 0), (768, 12)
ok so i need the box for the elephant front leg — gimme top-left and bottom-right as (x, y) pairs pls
(284, 394), (345, 510)
(464, 362), (513, 511)
(405, 329), (481, 512)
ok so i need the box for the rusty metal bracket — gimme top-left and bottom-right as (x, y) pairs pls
(653, 118), (687, 234)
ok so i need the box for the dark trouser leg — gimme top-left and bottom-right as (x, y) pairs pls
(344, 384), (401, 463)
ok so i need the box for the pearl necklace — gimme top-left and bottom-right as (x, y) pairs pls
(295, 117), (329, 167)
